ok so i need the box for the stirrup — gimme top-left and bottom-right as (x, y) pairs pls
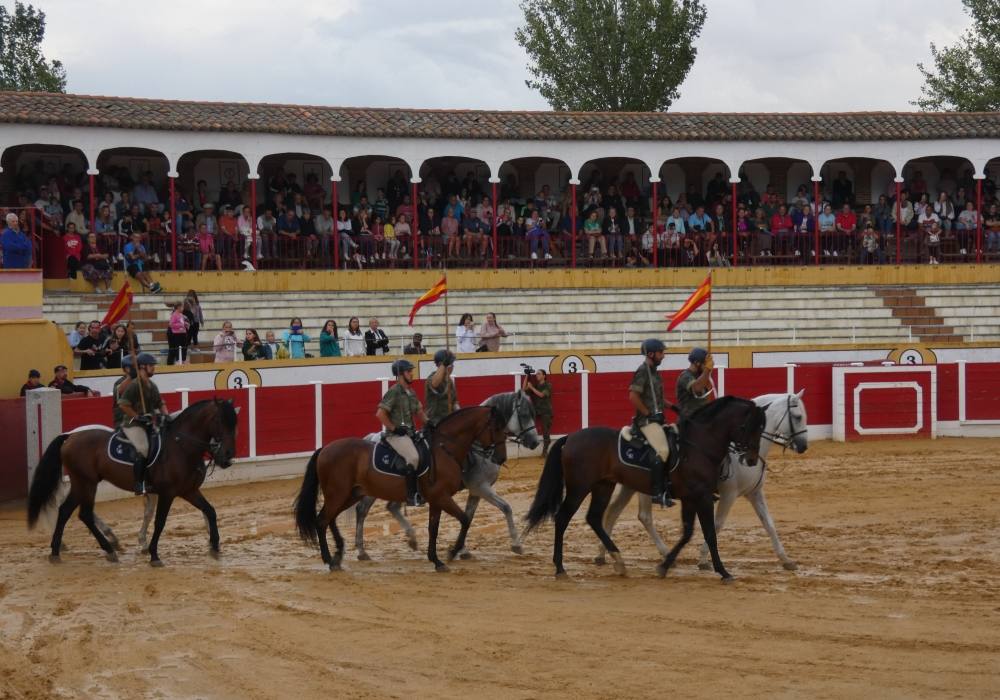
(133, 480), (146, 496)
(651, 491), (675, 508)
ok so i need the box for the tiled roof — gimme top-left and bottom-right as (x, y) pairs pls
(0, 92), (997, 142)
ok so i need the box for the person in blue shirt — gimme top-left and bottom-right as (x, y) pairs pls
(282, 317), (311, 359)
(123, 232), (162, 293)
(1, 213), (33, 268)
(687, 206), (713, 235)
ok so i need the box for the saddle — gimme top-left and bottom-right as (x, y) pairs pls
(617, 424), (680, 473)
(107, 428), (163, 468)
(371, 433), (432, 478)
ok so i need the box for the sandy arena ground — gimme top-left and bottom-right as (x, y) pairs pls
(1, 438), (998, 699)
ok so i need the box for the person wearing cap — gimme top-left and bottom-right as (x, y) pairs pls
(376, 359), (428, 506)
(112, 355), (136, 427)
(48, 365), (99, 397)
(425, 349), (459, 428)
(676, 347), (715, 423)
(403, 333), (424, 355)
(628, 339), (673, 507)
(118, 352), (166, 495)
(19, 369), (42, 397)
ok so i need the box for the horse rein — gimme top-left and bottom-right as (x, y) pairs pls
(760, 395), (808, 452)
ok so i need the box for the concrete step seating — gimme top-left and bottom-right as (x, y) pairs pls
(913, 286), (1000, 340)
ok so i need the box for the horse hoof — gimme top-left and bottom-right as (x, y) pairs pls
(555, 570), (569, 580)
(150, 559), (164, 568)
(48, 554), (61, 564)
(328, 562), (342, 572)
(697, 562), (712, 571)
(593, 555), (607, 566)
(459, 551), (473, 561)
(209, 548), (220, 560)
(435, 563), (450, 573)
(782, 560), (798, 571)
(721, 575), (737, 585)
(611, 554), (627, 577)
(511, 544), (524, 555)
(407, 538), (419, 551)
(106, 551), (119, 563)
(655, 564), (668, 579)
(356, 551), (371, 562)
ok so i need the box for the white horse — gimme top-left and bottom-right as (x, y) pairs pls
(595, 391), (809, 571)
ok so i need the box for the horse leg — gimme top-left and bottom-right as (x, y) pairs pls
(147, 495), (175, 567)
(595, 485), (634, 565)
(696, 495), (733, 582)
(353, 496), (376, 561)
(387, 501), (418, 551)
(139, 494), (157, 553)
(439, 496), (472, 564)
(182, 490), (219, 558)
(656, 499), (696, 578)
(327, 494), (363, 571)
(636, 493), (671, 559)
(748, 488), (797, 570)
(585, 482), (626, 576)
(77, 490), (118, 563)
(698, 487), (738, 570)
(49, 492), (78, 562)
(426, 505), (445, 571)
(553, 486), (589, 578)
(92, 513), (123, 553)
(455, 494), (481, 559)
(477, 484), (524, 555)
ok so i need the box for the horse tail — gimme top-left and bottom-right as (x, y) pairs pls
(293, 448), (323, 545)
(524, 435), (567, 534)
(27, 433), (69, 528)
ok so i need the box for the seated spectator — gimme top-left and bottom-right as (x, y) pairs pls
(20, 369), (42, 396)
(687, 205), (713, 237)
(276, 207), (300, 259)
(934, 192), (956, 231)
(479, 312), (508, 351)
(464, 214), (488, 258)
(213, 321), (239, 363)
(956, 200), (978, 254)
(76, 233), (111, 293)
(343, 317), (365, 356)
(914, 192), (932, 219)
(65, 199), (88, 234)
(382, 215), (399, 260)
(583, 210), (607, 258)
(315, 206), (334, 263)
(132, 172), (159, 210)
(603, 207), (625, 261)
(354, 211), (373, 264)
(49, 364), (99, 397)
(894, 192), (916, 231)
(818, 204), (837, 256)
(770, 205), (793, 255)
(680, 236), (701, 266)
(365, 317), (390, 356)
(403, 332), (424, 355)
(319, 320), (341, 357)
(752, 208), (772, 256)
(123, 232), (162, 293)
(1, 212), (32, 268)
(76, 320), (109, 370)
(874, 195), (894, 238)
(63, 223), (83, 279)
(527, 216), (552, 260)
(243, 328), (270, 360)
(257, 207), (277, 259)
(67, 321), (86, 349)
(282, 317), (311, 359)
(792, 204), (815, 258)
(394, 214), (413, 261)
(834, 203), (857, 256)
(707, 242), (730, 267)
(337, 208), (358, 266)
(441, 207), (460, 259)
(984, 204), (1000, 253)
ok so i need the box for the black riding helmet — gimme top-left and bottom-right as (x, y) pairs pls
(391, 358), (415, 376)
(433, 349), (455, 367)
(688, 347), (708, 363)
(641, 338), (665, 355)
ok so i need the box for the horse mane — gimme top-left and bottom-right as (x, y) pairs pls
(174, 399), (238, 431)
(687, 395), (756, 423)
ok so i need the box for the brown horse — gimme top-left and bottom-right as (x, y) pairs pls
(27, 399), (239, 566)
(524, 396), (767, 581)
(294, 405), (502, 572)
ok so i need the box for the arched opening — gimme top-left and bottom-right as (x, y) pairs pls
(732, 157), (814, 267)
(813, 157), (898, 265)
(654, 157), (731, 269)
(496, 156), (572, 267)
(175, 150), (250, 270)
(256, 153), (333, 269)
(95, 147), (172, 265)
(338, 156), (413, 269)
(575, 157), (651, 267)
(899, 155), (977, 263)
(418, 155), (490, 265)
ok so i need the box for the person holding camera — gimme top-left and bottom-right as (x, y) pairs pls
(425, 349), (459, 427)
(522, 367), (553, 456)
(213, 321), (239, 363)
(376, 359), (428, 507)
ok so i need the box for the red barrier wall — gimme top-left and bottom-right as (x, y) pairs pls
(0, 399), (27, 501)
(966, 363), (1000, 421)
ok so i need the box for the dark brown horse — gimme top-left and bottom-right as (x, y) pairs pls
(294, 405), (503, 572)
(27, 399), (239, 566)
(524, 396), (767, 581)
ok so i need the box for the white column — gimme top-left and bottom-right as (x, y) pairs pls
(511, 372), (520, 393)
(310, 380), (324, 449)
(24, 388), (62, 489)
(177, 388), (190, 410)
(580, 370), (590, 429)
(247, 384), (258, 458)
(786, 363), (797, 394)
(379, 377), (390, 395)
(957, 361), (967, 423)
(716, 366), (726, 398)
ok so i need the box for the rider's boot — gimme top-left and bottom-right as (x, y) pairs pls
(132, 456), (147, 496)
(404, 466), (425, 507)
(650, 456), (674, 507)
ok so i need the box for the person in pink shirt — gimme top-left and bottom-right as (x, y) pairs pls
(167, 301), (191, 364)
(198, 223), (222, 271)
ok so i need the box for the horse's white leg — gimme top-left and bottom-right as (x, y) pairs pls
(595, 485), (635, 565)
(635, 493), (670, 558)
(139, 494), (157, 554)
(748, 488), (797, 570)
(698, 484), (738, 570)
(387, 501), (418, 551)
(474, 484), (523, 555)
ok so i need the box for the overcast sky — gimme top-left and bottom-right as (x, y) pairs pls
(37, 0), (970, 112)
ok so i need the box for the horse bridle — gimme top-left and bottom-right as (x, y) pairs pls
(170, 422), (230, 467)
(506, 393), (538, 446)
(760, 395), (808, 452)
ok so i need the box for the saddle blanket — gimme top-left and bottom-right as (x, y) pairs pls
(107, 429), (163, 467)
(371, 438), (431, 478)
(617, 425), (679, 472)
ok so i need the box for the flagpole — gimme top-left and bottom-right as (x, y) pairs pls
(126, 312), (147, 415)
(442, 268), (450, 352)
(707, 269), (713, 356)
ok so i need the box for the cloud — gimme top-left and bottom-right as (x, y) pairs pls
(36, 0), (972, 112)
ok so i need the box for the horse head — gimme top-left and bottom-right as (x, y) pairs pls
(507, 391), (541, 450)
(786, 390), (809, 454)
(758, 390), (810, 454)
(180, 398), (239, 468)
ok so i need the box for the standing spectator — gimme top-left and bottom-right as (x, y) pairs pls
(985, 204), (1000, 253)
(282, 317), (311, 359)
(832, 171), (854, 208)
(184, 290), (204, 346)
(403, 333), (424, 355)
(860, 222), (883, 265)
(237, 205), (258, 262)
(49, 365), (98, 397)
(523, 368), (553, 456)
(63, 223), (83, 279)
(67, 321), (86, 349)
(1, 212), (32, 268)
(105, 323), (139, 369)
(198, 223), (222, 271)
(242, 328), (270, 360)
(365, 317), (390, 356)
(479, 312), (508, 352)
(123, 232), (163, 293)
(320, 320), (341, 357)
(213, 321), (239, 363)
(343, 317), (365, 356)
(456, 313), (478, 353)
(926, 220), (943, 265)
(19, 369), (42, 397)
(76, 320), (109, 370)
(167, 302), (190, 365)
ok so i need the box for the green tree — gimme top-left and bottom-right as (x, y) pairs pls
(0, 1), (66, 93)
(914, 0), (1000, 111)
(515, 0), (707, 112)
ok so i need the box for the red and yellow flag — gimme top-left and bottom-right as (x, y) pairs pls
(100, 281), (133, 327)
(666, 274), (711, 331)
(407, 275), (447, 326)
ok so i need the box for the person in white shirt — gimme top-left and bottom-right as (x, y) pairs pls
(344, 316), (366, 356)
(455, 313), (479, 353)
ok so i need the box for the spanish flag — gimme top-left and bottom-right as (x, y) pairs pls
(408, 275), (447, 326)
(666, 273), (712, 331)
(100, 281), (133, 327)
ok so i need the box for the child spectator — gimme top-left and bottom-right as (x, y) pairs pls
(320, 320), (341, 357)
(243, 328), (270, 360)
(213, 321), (238, 363)
(282, 317), (311, 359)
(198, 223), (222, 271)
(63, 223), (83, 278)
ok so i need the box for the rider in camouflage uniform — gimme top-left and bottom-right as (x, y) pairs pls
(118, 353), (166, 495)
(111, 355), (135, 428)
(425, 349), (459, 427)
(377, 358), (428, 506)
(675, 347), (715, 425)
(628, 339), (673, 507)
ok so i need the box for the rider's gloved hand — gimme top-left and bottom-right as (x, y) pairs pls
(648, 412), (665, 425)
(392, 426), (409, 436)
